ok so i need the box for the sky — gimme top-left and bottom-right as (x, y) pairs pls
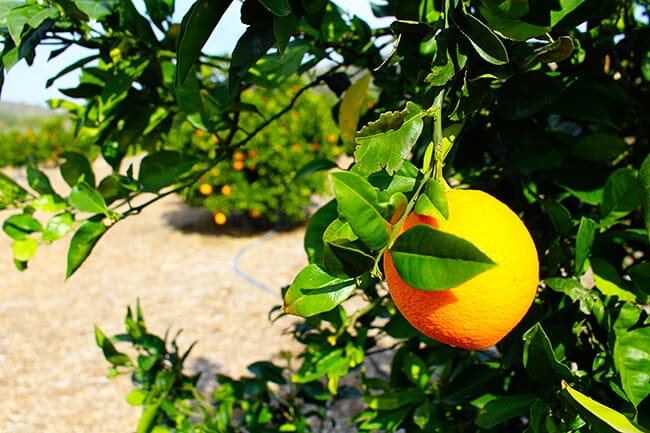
(1, 0), (390, 107)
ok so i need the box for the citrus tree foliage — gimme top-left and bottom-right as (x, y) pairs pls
(1, 0), (650, 432)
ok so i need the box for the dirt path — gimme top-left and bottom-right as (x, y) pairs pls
(0, 163), (308, 432)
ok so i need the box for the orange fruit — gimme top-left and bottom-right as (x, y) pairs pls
(249, 209), (261, 219)
(213, 211), (227, 225)
(198, 183), (213, 196)
(220, 184), (232, 196)
(383, 189), (539, 350)
(233, 160), (245, 171)
(233, 150), (246, 161)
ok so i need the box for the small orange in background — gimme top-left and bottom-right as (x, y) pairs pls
(326, 134), (337, 144)
(249, 209), (261, 219)
(311, 142), (321, 152)
(248, 149), (258, 158)
(195, 129), (205, 137)
(291, 143), (301, 152)
(232, 160), (245, 171)
(198, 183), (213, 196)
(213, 211), (227, 225)
(210, 134), (219, 143)
(233, 150), (246, 161)
(220, 184), (232, 196)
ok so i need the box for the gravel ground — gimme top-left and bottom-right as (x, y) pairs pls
(0, 161), (308, 432)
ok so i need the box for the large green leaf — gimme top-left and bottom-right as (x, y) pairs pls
(475, 395), (538, 429)
(11, 238), (38, 262)
(613, 304), (650, 409)
(339, 73), (371, 151)
(26, 160), (55, 195)
(6, 3), (58, 45)
(355, 102), (424, 175)
(283, 264), (357, 317)
(304, 199), (338, 264)
(66, 218), (107, 278)
(561, 381), (647, 433)
(455, 10), (509, 65)
(389, 224), (495, 291)
(42, 212), (74, 242)
(68, 181), (109, 215)
(138, 151), (196, 193)
(322, 218), (375, 277)
(60, 151), (95, 187)
(229, 25), (275, 90)
(522, 323), (573, 384)
(639, 153), (650, 243)
(591, 257), (637, 302)
(176, 0), (232, 86)
(330, 171), (391, 251)
(550, 0), (587, 27)
(479, 5), (550, 41)
(600, 168), (641, 227)
(2, 213), (43, 240)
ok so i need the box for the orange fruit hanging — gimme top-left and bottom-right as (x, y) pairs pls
(383, 189), (539, 350)
(213, 211), (227, 226)
(198, 183), (213, 196)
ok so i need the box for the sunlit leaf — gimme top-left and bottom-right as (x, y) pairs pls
(561, 380), (647, 433)
(455, 10), (509, 65)
(591, 257), (637, 302)
(355, 102), (424, 175)
(42, 212), (74, 242)
(68, 181), (109, 215)
(66, 218), (107, 279)
(574, 217), (597, 275)
(11, 238), (38, 262)
(2, 213), (43, 240)
(283, 264), (357, 317)
(330, 171), (391, 251)
(414, 179), (449, 220)
(390, 224), (495, 291)
(613, 303), (650, 409)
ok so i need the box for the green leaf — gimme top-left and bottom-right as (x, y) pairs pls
(75, 0), (117, 20)
(66, 218), (108, 279)
(176, 0), (232, 86)
(60, 151), (96, 187)
(364, 388), (425, 410)
(550, 0), (587, 27)
(273, 13), (299, 54)
(522, 323), (573, 384)
(402, 352), (429, 389)
(475, 395), (538, 429)
(283, 264), (357, 317)
(545, 277), (605, 318)
(591, 257), (637, 302)
(26, 160), (55, 195)
(68, 182), (109, 215)
(126, 389), (147, 406)
(639, 153), (650, 243)
(42, 212), (74, 242)
(118, 0), (158, 46)
(482, 0), (529, 18)
(97, 174), (132, 205)
(11, 238), (38, 262)
(229, 25), (276, 90)
(389, 224), (496, 291)
(541, 200), (572, 235)
(561, 380), (647, 433)
(3, 213), (43, 240)
(613, 304), (650, 409)
(0, 170), (29, 206)
(330, 171), (391, 251)
(414, 179), (449, 220)
(413, 401), (431, 429)
(247, 41), (309, 88)
(574, 217), (597, 275)
(339, 73), (371, 151)
(304, 200), (338, 264)
(322, 219), (375, 277)
(628, 263), (650, 296)
(94, 325), (132, 366)
(138, 151), (196, 193)
(355, 102), (425, 175)
(573, 133), (628, 163)
(31, 194), (67, 212)
(479, 6), (550, 41)
(259, 0), (291, 16)
(600, 168), (641, 226)
(455, 10), (509, 65)
(248, 361), (287, 384)
(6, 3), (58, 45)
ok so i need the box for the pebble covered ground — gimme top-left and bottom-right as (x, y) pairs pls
(0, 161), (307, 432)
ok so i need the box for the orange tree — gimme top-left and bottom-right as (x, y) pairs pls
(1, 0), (649, 431)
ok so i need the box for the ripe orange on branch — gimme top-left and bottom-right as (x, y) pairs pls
(383, 189), (539, 350)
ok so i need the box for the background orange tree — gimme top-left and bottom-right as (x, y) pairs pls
(1, 0), (650, 431)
